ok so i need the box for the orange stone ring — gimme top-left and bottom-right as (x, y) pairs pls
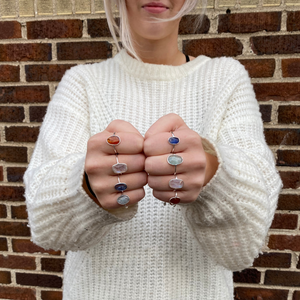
(106, 133), (121, 147)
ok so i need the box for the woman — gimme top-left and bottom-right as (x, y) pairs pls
(24, 0), (282, 299)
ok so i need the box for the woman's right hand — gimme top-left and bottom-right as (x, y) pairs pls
(84, 120), (147, 210)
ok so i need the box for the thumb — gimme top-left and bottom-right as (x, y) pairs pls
(145, 113), (188, 139)
(106, 119), (142, 136)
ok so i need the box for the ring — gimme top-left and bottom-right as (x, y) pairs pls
(107, 133), (130, 208)
(167, 131), (183, 206)
(169, 192), (181, 205)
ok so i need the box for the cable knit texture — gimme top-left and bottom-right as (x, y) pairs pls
(24, 49), (282, 300)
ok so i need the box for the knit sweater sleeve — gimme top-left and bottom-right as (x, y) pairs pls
(183, 60), (282, 271)
(24, 66), (137, 251)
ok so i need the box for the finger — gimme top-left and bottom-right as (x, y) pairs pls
(144, 130), (202, 156)
(106, 119), (142, 135)
(145, 113), (188, 139)
(145, 153), (206, 176)
(153, 190), (196, 204)
(100, 188), (145, 210)
(88, 131), (144, 155)
(85, 154), (145, 176)
(91, 172), (148, 195)
(148, 174), (204, 192)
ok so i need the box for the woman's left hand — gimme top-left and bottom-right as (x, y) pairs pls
(144, 113), (219, 204)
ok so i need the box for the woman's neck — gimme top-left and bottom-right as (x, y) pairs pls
(129, 32), (186, 66)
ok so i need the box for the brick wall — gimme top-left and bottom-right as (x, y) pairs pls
(0, 1), (300, 300)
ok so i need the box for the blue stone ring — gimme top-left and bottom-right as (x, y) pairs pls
(168, 132), (180, 153)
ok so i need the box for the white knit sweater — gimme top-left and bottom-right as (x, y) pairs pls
(24, 49), (282, 300)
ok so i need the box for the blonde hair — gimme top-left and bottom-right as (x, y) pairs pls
(104, 0), (207, 61)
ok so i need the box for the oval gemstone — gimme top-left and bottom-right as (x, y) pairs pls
(169, 178), (184, 189)
(168, 136), (179, 145)
(167, 154), (183, 166)
(117, 195), (130, 205)
(114, 182), (127, 192)
(107, 135), (120, 146)
(112, 163), (128, 174)
(169, 197), (180, 205)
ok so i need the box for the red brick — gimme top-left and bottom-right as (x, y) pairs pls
(259, 105), (272, 122)
(57, 42), (112, 60)
(264, 129), (300, 146)
(251, 35), (300, 55)
(287, 11), (300, 31)
(0, 147), (27, 163)
(5, 126), (40, 143)
(0, 106), (25, 122)
(16, 272), (62, 288)
(0, 166), (3, 181)
(0, 271), (11, 284)
(253, 82), (300, 101)
(0, 286), (36, 300)
(280, 172), (300, 189)
(0, 21), (22, 39)
(271, 213), (298, 229)
(253, 252), (291, 268)
(294, 291), (300, 300)
(0, 65), (20, 82)
(278, 106), (300, 125)
(0, 254), (35, 270)
(88, 18), (118, 37)
(27, 19), (82, 39)
(239, 59), (275, 78)
(265, 270), (300, 287)
(26, 64), (75, 82)
(0, 86), (50, 104)
(0, 204), (7, 218)
(219, 12), (281, 33)
(282, 59), (300, 77)
(233, 269), (260, 283)
(41, 291), (62, 300)
(0, 186), (25, 201)
(277, 194), (300, 211)
(179, 15), (210, 34)
(11, 205), (28, 220)
(269, 235), (300, 251)
(183, 38), (243, 58)
(0, 238), (8, 251)
(277, 150), (300, 167)
(12, 239), (60, 255)
(234, 287), (288, 300)
(7, 167), (26, 182)
(41, 258), (65, 272)
(0, 43), (51, 62)
(0, 222), (30, 237)
(29, 106), (47, 122)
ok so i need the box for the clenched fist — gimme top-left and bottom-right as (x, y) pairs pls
(84, 120), (147, 210)
(144, 113), (219, 205)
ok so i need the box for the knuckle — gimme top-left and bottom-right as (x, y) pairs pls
(147, 176), (155, 189)
(100, 200), (116, 210)
(134, 188), (145, 201)
(144, 158), (153, 174)
(190, 175), (204, 189)
(141, 172), (148, 186)
(87, 136), (98, 150)
(85, 159), (99, 174)
(132, 134), (144, 153)
(186, 131), (201, 147)
(143, 138), (152, 155)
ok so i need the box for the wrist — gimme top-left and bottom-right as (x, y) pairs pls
(82, 172), (101, 207)
(203, 152), (219, 187)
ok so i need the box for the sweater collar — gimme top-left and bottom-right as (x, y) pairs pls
(113, 49), (210, 81)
